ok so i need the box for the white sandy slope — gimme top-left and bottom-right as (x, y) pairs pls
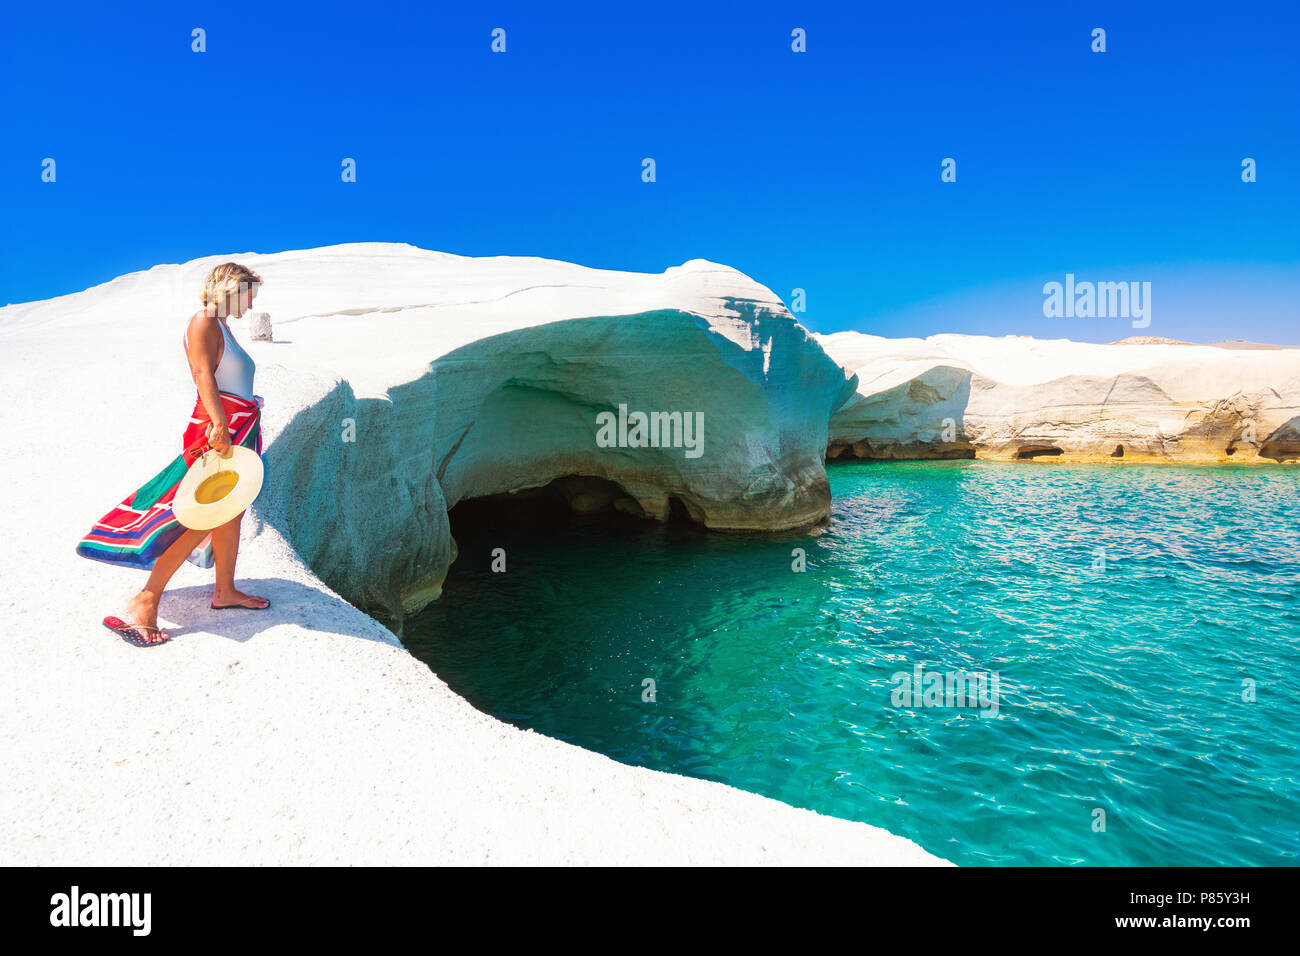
(818, 332), (1300, 461)
(0, 243), (944, 866)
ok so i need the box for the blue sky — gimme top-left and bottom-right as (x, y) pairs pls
(2, 0), (1296, 343)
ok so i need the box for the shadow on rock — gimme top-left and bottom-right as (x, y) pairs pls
(158, 576), (398, 645)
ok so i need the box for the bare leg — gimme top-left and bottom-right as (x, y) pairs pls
(211, 510), (268, 608)
(124, 526), (209, 643)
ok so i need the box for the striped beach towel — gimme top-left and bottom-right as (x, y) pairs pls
(76, 392), (262, 570)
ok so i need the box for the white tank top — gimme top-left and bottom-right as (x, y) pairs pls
(184, 318), (256, 400)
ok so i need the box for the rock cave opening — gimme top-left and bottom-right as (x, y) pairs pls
(1015, 445), (1064, 460)
(445, 475), (708, 559)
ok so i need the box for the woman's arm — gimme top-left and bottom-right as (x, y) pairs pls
(184, 312), (232, 454)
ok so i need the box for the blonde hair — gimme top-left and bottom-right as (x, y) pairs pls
(201, 262), (263, 312)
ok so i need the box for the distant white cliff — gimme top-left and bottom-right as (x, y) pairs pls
(818, 332), (1300, 463)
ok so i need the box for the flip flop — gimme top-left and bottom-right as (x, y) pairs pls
(210, 597), (271, 610)
(102, 615), (172, 647)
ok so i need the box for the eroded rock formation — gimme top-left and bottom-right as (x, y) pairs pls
(230, 245), (855, 630)
(819, 332), (1300, 465)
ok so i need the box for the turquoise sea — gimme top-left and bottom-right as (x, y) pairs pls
(403, 462), (1300, 865)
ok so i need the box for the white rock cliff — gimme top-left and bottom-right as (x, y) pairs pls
(0, 242), (942, 866)
(818, 332), (1300, 463)
(11, 241), (1294, 866)
(4, 242), (854, 628)
(245, 246), (853, 628)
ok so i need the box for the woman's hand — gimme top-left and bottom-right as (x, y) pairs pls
(207, 420), (232, 455)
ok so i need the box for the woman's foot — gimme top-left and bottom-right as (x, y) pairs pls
(211, 587), (269, 610)
(122, 589), (170, 644)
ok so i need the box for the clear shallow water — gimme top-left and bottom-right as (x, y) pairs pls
(403, 462), (1300, 865)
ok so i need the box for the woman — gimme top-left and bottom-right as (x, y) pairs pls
(78, 263), (271, 646)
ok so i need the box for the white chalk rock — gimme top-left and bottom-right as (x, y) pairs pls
(0, 245), (947, 866)
(2, 242), (851, 629)
(245, 310), (273, 341)
(818, 332), (1300, 462)
(257, 249), (853, 627)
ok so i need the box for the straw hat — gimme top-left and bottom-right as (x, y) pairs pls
(173, 445), (264, 530)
